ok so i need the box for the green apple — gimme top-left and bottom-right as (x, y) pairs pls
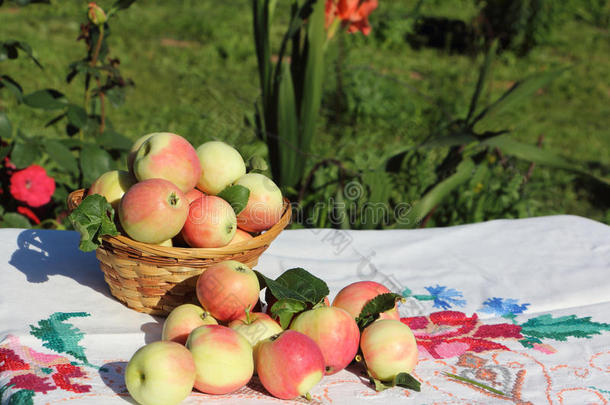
(196, 141), (245, 195)
(87, 170), (136, 210)
(125, 341), (196, 405)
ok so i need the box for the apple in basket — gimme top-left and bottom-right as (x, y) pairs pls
(332, 281), (400, 320)
(127, 132), (155, 175)
(125, 341), (196, 405)
(290, 306), (360, 375)
(227, 228), (253, 246)
(196, 260), (260, 323)
(119, 178), (189, 244)
(184, 188), (204, 204)
(235, 173), (284, 233)
(87, 170), (136, 210)
(132, 132), (201, 193)
(186, 325), (254, 395)
(360, 319), (419, 381)
(162, 303), (218, 345)
(180, 195), (237, 248)
(196, 141), (246, 195)
(255, 330), (325, 400)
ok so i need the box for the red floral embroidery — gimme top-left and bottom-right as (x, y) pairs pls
(402, 310), (523, 359)
(52, 363), (91, 393)
(9, 165), (55, 207)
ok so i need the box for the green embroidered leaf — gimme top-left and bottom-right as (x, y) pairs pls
(356, 293), (402, 331)
(68, 194), (118, 252)
(270, 298), (307, 329)
(256, 268), (329, 306)
(520, 314), (610, 342)
(7, 388), (35, 405)
(29, 312), (91, 364)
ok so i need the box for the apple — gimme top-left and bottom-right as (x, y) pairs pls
(234, 173), (283, 233)
(229, 311), (283, 369)
(184, 188), (204, 204)
(119, 178), (189, 244)
(133, 132), (201, 193)
(180, 195), (236, 248)
(127, 133), (156, 175)
(196, 141), (246, 195)
(332, 281), (400, 320)
(360, 319), (418, 381)
(87, 170), (136, 210)
(162, 303), (218, 345)
(125, 341), (196, 405)
(255, 330), (325, 400)
(196, 260), (260, 322)
(228, 228), (253, 246)
(157, 238), (173, 247)
(290, 306), (359, 375)
(186, 325), (253, 395)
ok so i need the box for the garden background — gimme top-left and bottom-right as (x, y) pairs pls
(1, 0), (609, 230)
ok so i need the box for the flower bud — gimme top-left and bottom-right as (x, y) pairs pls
(88, 2), (107, 25)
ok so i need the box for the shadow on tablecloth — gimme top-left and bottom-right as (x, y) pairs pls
(9, 229), (113, 299)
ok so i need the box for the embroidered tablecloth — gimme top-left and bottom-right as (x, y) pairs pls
(1, 215), (609, 404)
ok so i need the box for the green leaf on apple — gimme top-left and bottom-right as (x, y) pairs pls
(370, 372), (421, 392)
(256, 267), (329, 306)
(68, 194), (118, 252)
(356, 292), (402, 331)
(218, 185), (250, 215)
(270, 298), (307, 329)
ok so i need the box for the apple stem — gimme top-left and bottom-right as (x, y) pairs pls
(245, 305), (252, 324)
(304, 392), (312, 401)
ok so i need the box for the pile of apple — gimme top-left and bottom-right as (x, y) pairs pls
(124, 262), (419, 405)
(87, 132), (284, 247)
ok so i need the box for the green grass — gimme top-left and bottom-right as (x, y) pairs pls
(1, 0), (609, 224)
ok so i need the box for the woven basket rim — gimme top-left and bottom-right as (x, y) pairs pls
(67, 188), (292, 260)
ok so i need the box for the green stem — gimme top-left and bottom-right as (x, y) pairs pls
(443, 372), (508, 396)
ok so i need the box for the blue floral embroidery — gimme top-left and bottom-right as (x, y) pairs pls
(424, 285), (466, 310)
(480, 297), (529, 319)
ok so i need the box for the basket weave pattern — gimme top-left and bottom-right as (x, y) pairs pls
(68, 189), (291, 316)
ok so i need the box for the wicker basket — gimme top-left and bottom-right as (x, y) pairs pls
(67, 189), (291, 316)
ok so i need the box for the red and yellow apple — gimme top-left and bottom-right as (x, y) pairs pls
(255, 330), (325, 400)
(228, 228), (253, 246)
(184, 188), (204, 204)
(196, 260), (260, 322)
(133, 132), (201, 193)
(186, 325), (253, 395)
(229, 311), (283, 370)
(332, 281), (400, 320)
(235, 173), (283, 233)
(162, 303), (218, 345)
(196, 141), (246, 195)
(87, 170), (136, 210)
(290, 306), (359, 375)
(127, 133), (156, 175)
(118, 178), (189, 244)
(360, 319), (418, 381)
(180, 195), (236, 248)
(125, 341), (196, 405)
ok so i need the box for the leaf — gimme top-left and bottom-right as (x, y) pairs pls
(276, 62), (299, 187)
(217, 185), (250, 215)
(483, 137), (610, 186)
(395, 158), (475, 228)
(111, 0), (136, 10)
(14, 40), (42, 68)
(519, 314), (610, 342)
(79, 145), (113, 186)
(356, 293), (402, 330)
(104, 87), (126, 107)
(370, 372), (421, 392)
(44, 139), (78, 176)
(256, 267), (329, 306)
(23, 89), (68, 110)
(66, 104), (87, 129)
(472, 67), (568, 126)
(96, 130), (132, 151)
(11, 140), (41, 168)
(0, 111), (11, 138)
(68, 194), (118, 252)
(466, 40), (498, 125)
(0, 75), (24, 101)
(29, 312), (91, 363)
(270, 298), (307, 329)
(1, 213), (32, 228)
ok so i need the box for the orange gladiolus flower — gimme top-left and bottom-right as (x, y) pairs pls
(325, 0), (378, 35)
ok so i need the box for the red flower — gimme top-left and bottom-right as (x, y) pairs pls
(17, 206), (41, 225)
(402, 311), (523, 359)
(325, 0), (378, 35)
(10, 165), (55, 207)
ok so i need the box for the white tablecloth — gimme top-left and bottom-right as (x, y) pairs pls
(1, 215), (609, 404)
